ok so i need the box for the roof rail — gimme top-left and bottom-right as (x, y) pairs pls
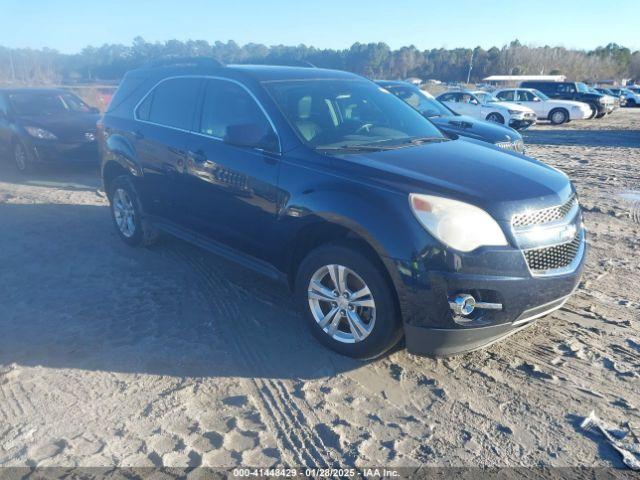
(239, 60), (316, 68)
(142, 57), (224, 69)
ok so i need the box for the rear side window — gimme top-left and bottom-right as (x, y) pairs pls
(137, 77), (202, 130)
(557, 83), (575, 94)
(496, 90), (515, 101)
(198, 79), (272, 140)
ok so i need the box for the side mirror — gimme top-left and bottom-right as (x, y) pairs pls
(533, 97), (541, 102)
(224, 123), (279, 153)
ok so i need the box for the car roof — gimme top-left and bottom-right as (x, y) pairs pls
(226, 64), (361, 82)
(126, 63), (362, 83)
(374, 80), (415, 87)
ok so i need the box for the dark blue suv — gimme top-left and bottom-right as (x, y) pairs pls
(100, 59), (586, 359)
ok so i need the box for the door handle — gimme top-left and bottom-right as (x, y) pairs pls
(188, 149), (207, 164)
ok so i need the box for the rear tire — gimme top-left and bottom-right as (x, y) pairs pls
(295, 244), (402, 359)
(108, 175), (158, 247)
(549, 108), (569, 125)
(486, 112), (505, 124)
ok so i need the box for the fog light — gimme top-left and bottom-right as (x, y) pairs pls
(449, 294), (476, 316)
(449, 294), (503, 316)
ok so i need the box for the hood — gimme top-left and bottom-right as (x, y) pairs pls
(487, 101), (533, 113)
(330, 138), (571, 221)
(18, 113), (100, 141)
(431, 114), (521, 143)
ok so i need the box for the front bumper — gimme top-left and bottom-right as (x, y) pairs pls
(569, 108), (592, 120)
(28, 139), (99, 164)
(387, 228), (586, 357)
(508, 116), (536, 130)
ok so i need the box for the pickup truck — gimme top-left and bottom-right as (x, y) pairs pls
(520, 81), (614, 118)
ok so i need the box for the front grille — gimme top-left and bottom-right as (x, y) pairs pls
(512, 194), (577, 228)
(524, 231), (582, 272)
(495, 139), (525, 153)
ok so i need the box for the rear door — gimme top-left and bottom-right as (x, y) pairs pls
(0, 93), (11, 153)
(178, 78), (281, 262)
(133, 77), (204, 221)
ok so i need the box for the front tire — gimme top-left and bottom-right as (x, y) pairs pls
(486, 112), (505, 124)
(549, 108), (569, 125)
(108, 175), (158, 247)
(627, 99), (636, 108)
(295, 244), (402, 359)
(13, 142), (32, 173)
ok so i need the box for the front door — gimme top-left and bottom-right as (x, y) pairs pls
(179, 78), (282, 263)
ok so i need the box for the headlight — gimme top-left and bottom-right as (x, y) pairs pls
(25, 126), (57, 140)
(507, 109), (520, 114)
(598, 97), (605, 104)
(409, 194), (508, 252)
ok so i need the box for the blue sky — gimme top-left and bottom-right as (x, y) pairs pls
(1, 0), (638, 53)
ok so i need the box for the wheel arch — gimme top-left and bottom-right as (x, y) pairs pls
(101, 133), (143, 194)
(285, 218), (403, 320)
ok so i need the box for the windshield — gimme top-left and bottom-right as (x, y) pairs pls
(386, 86), (453, 118)
(265, 79), (445, 151)
(576, 83), (591, 93)
(531, 89), (550, 101)
(8, 92), (92, 116)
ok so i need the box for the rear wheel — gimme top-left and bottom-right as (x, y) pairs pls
(295, 244), (402, 359)
(549, 108), (569, 125)
(108, 175), (158, 247)
(486, 112), (505, 124)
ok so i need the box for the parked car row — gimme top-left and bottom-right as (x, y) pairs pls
(429, 79), (621, 128)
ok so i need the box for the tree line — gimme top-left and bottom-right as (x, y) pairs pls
(1, 37), (638, 85)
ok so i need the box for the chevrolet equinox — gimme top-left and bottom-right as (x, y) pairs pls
(99, 58), (586, 359)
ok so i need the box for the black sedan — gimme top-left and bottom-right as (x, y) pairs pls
(0, 88), (100, 172)
(376, 81), (525, 153)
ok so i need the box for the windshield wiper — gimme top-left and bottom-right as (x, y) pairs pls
(316, 144), (401, 152)
(403, 136), (448, 145)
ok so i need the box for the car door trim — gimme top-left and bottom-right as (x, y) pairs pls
(133, 75), (282, 155)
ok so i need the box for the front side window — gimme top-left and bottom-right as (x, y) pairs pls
(199, 79), (275, 150)
(140, 77), (202, 130)
(264, 79), (444, 150)
(517, 90), (537, 101)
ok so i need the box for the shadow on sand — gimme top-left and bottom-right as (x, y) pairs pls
(0, 201), (368, 381)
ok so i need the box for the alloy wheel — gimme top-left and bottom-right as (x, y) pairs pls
(112, 188), (136, 238)
(307, 264), (376, 343)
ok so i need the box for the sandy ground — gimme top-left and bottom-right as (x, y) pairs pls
(0, 109), (639, 469)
